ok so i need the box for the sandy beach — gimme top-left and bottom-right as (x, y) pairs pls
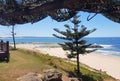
(15, 43), (120, 80)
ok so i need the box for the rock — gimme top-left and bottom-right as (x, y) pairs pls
(16, 70), (83, 81)
(43, 69), (62, 81)
(17, 72), (43, 81)
(88, 45), (103, 48)
(69, 77), (82, 81)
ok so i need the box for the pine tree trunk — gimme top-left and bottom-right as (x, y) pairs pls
(76, 52), (80, 75)
(75, 39), (81, 76)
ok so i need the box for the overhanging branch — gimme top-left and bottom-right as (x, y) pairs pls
(0, 0), (119, 26)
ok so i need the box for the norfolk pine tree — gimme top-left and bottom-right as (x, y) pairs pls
(53, 15), (96, 76)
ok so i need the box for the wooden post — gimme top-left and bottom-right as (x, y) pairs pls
(6, 41), (9, 54)
(6, 41), (9, 62)
(0, 40), (3, 51)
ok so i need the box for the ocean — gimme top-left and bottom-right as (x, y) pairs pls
(1, 37), (120, 57)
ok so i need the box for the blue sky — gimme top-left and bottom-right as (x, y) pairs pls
(0, 12), (120, 37)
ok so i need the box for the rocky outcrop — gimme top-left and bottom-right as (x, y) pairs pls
(69, 77), (82, 81)
(17, 69), (62, 81)
(88, 45), (103, 48)
(17, 69), (82, 81)
(17, 72), (43, 81)
(43, 69), (62, 81)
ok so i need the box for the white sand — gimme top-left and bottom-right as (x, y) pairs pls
(15, 43), (120, 80)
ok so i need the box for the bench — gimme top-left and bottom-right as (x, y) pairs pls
(0, 40), (10, 62)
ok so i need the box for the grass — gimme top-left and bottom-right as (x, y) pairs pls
(0, 48), (116, 81)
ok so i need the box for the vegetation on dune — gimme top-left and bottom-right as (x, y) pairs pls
(0, 48), (116, 81)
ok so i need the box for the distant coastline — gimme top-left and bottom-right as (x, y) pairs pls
(1, 37), (120, 57)
(1, 36), (120, 38)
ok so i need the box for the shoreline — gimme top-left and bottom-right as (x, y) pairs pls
(14, 43), (120, 80)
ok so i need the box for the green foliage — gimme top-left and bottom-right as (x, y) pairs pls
(53, 15), (96, 58)
(0, 0), (120, 25)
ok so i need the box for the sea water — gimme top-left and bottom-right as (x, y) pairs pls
(1, 37), (120, 57)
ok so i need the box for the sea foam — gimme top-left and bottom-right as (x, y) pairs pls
(100, 44), (112, 48)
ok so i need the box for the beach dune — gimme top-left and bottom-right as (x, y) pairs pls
(16, 43), (120, 80)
